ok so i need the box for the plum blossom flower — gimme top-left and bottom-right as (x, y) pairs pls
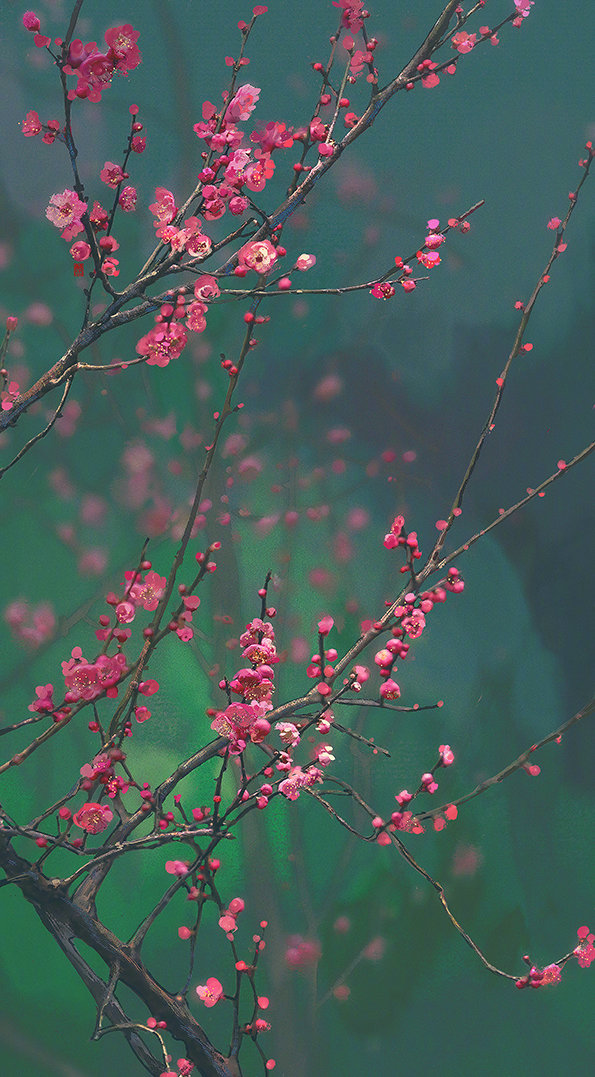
(119, 185), (137, 211)
(451, 31), (476, 53)
(100, 161), (127, 187)
(514, 0), (534, 16)
(211, 701), (271, 754)
(22, 110), (42, 137)
(439, 744), (455, 766)
(574, 926), (595, 968)
(401, 609), (426, 639)
(70, 241), (91, 261)
(279, 766), (322, 801)
(165, 860), (190, 876)
(136, 322), (188, 368)
(226, 84), (261, 122)
(194, 275), (220, 301)
(196, 977), (223, 1007)
(72, 802), (113, 834)
(46, 189), (86, 240)
(295, 253), (316, 271)
(149, 186), (177, 226)
(238, 240), (278, 274)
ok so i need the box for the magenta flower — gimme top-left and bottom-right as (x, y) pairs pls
(226, 84), (261, 122)
(195, 977), (223, 1007)
(72, 802), (113, 834)
(46, 189), (86, 240)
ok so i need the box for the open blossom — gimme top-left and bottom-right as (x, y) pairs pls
(70, 240), (91, 261)
(238, 240), (278, 273)
(136, 322), (188, 368)
(279, 766), (323, 801)
(211, 701), (271, 754)
(277, 722), (301, 747)
(196, 977), (224, 1007)
(46, 189), (86, 240)
(451, 31), (477, 53)
(128, 569), (167, 611)
(401, 609), (426, 639)
(119, 185), (137, 211)
(28, 683), (55, 714)
(149, 186), (177, 226)
(514, 0), (534, 16)
(194, 275), (220, 301)
(332, 0), (365, 32)
(72, 802), (113, 834)
(100, 161), (127, 187)
(165, 860), (189, 876)
(226, 83), (261, 122)
(22, 109), (42, 137)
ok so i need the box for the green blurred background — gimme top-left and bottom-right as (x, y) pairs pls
(0, 1), (594, 1074)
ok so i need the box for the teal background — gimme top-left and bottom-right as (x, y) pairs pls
(0, 2), (594, 1075)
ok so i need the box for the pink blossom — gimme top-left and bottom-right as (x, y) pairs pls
(165, 860), (189, 876)
(332, 0), (365, 33)
(119, 185), (137, 211)
(70, 241), (91, 261)
(22, 110), (42, 137)
(439, 744), (455, 766)
(451, 31), (477, 54)
(72, 802), (113, 834)
(196, 977), (223, 1007)
(401, 609), (426, 639)
(237, 240), (278, 274)
(136, 322), (188, 368)
(46, 189), (86, 240)
(285, 935), (322, 968)
(574, 926), (595, 968)
(211, 701), (271, 754)
(100, 161), (126, 188)
(250, 121), (294, 153)
(514, 0), (534, 16)
(104, 24), (141, 73)
(295, 253), (316, 271)
(226, 84), (261, 122)
(279, 766), (322, 801)
(149, 187), (177, 226)
(547, 217), (561, 230)
(23, 12), (41, 32)
(276, 722), (300, 747)
(380, 678), (401, 700)
(194, 275), (220, 301)
(28, 683), (55, 714)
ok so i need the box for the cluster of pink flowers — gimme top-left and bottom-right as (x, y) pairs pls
(22, 14), (141, 103)
(21, 109), (61, 143)
(99, 567), (167, 631)
(136, 273), (222, 367)
(80, 748), (129, 799)
(574, 925), (595, 968)
(64, 25), (141, 103)
(211, 617), (278, 753)
(61, 645), (128, 703)
(4, 598), (55, 646)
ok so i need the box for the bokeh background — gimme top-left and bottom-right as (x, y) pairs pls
(0, 1), (594, 1075)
